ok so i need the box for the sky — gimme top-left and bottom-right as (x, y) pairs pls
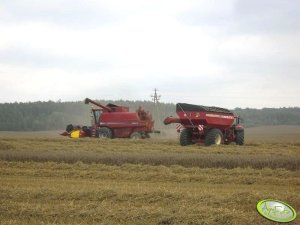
(0, 0), (299, 108)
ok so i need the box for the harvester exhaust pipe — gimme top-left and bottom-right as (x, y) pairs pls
(84, 98), (112, 112)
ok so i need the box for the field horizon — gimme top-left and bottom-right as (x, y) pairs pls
(1, 124), (300, 142)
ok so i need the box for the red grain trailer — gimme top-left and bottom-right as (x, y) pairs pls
(164, 103), (244, 146)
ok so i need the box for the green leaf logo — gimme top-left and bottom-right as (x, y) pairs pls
(257, 199), (297, 223)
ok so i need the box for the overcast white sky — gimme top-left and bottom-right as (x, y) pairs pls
(0, 0), (299, 108)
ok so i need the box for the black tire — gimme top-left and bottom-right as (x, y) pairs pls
(235, 130), (244, 145)
(98, 127), (113, 139)
(130, 132), (142, 139)
(180, 128), (193, 146)
(205, 128), (223, 146)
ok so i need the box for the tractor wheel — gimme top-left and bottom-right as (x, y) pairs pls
(130, 132), (142, 139)
(235, 130), (244, 145)
(205, 128), (223, 146)
(98, 127), (113, 139)
(180, 128), (193, 146)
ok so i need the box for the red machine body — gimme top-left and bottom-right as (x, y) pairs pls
(164, 103), (244, 146)
(61, 98), (155, 139)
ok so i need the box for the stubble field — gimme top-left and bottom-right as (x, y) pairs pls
(0, 126), (299, 224)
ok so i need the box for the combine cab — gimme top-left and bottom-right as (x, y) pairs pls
(164, 103), (244, 146)
(61, 98), (155, 139)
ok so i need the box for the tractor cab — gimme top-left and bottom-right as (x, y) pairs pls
(233, 115), (241, 125)
(232, 115), (244, 130)
(91, 109), (102, 125)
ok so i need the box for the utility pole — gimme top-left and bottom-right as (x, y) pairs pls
(151, 88), (161, 104)
(151, 88), (162, 132)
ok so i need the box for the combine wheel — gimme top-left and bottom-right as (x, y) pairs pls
(180, 128), (193, 146)
(235, 130), (244, 145)
(98, 127), (113, 139)
(130, 132), (142, 139)
(205, 128), (223, 146)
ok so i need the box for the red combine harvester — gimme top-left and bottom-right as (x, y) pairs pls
(164, 103), (244, 146)
(61, 98), (155, 139)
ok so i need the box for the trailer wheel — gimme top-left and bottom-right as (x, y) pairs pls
(130, 132), (142, 139)
(180, 128), (193, 146)
(235, 130), (244, 145)
(98, 127), (113, 139)
(205, 128), (223, 146)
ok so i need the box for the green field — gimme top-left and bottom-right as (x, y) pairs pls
(0, 127), (300, 224)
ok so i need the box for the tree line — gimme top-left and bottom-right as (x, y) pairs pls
(0, 100), (299, 131)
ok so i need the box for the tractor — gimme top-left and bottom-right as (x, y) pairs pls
(164, 103), (244, 146)
(61, 98), (155, 139)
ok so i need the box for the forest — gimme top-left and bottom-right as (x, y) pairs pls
(0, 100), (299, 131)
